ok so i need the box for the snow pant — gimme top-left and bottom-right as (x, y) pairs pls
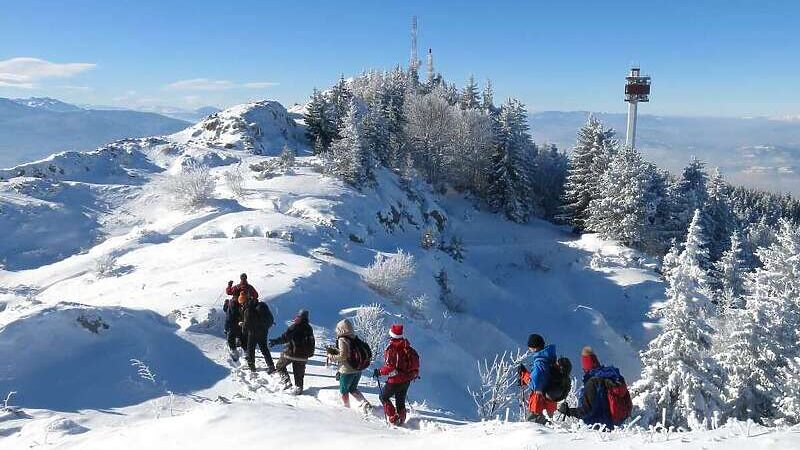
(245, 330), (275, 371)
(226, 326), (247, 352)
(276, 356), (306, 390)
(338, 371), (367, 407)
(379, 381), (410, 425)
(527, 391), (556, 424)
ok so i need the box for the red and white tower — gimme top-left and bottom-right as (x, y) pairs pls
(624, 67), (651, 149)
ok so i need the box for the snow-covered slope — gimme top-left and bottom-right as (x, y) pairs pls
(4, 99), (781, 448)
(172, 100), (308, 155)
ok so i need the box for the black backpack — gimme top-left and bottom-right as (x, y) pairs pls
(256, 302), (274, 329)
(291, 323), (316, 359)
(545, 356), (573, 401)
(343, 336), (372, 371)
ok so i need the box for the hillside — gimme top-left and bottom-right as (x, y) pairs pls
(1, 100), (797, 448)
(0, 98), (190, 168)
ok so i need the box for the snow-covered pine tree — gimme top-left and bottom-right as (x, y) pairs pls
(482, 79), (495, 115)
(451, 108), (493, 195)
(304, 88), (335, 153)
(704, 168), (735, 261)
(328, 99), (371, 186)
(713, 230), (746, 313)
(527, 143), (568, 220)
(361, 97), (391, 166)
(460, 75), (481, 110)
(488, 98), (533, 223)
(329, 75), (353, 138)
(664, 157), (710, 246)
(586, 145), (654, 247)
(633, 210), (724, 430)
(558, 115), (617, 231)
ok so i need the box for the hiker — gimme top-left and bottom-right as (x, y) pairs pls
(326, 319), (371, 409)
(269, 309), (315, 394)
(373, 324), (419, 426)
(241, 296), (276, 373)
(227, 273), (258, 301)
(518, 333), (557, 424)
(557, 347), (632, 430)
(223, 289), (248, 361)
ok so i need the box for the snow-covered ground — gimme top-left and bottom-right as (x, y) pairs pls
(2, 100), (796, 448)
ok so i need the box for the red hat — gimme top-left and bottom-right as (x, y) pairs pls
(581, 346), (601, 372)
(389, 323), (404, 339)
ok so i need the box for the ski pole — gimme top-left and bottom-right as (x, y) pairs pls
(374, 375), (389, 424)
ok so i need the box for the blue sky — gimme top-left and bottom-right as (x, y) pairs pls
(1, 0), (797, 117)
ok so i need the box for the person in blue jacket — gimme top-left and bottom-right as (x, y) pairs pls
(518, 333), (557, 423)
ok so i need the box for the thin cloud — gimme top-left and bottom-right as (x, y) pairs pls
(166, 78), (278, 91)
(0, 57), (95, 89)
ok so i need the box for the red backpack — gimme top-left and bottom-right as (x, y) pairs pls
(606, 379), (633, 424)
(396, 343), (420, 379)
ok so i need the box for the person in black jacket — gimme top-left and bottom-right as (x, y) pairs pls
(269, 309), (315, 394)
(241, 298), (276, 373)
(222, 293), (247, 361)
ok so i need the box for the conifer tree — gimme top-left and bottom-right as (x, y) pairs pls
(633, 210), (724, 429)
(328, 99), (370, 186)
(329, 75), (353, 137)
(482, 79), (495, 114)
(488, 99), (532, 223)
(304, 88), (335, 153)
(713, 230), (746, 313)
(559, 115), (617, 230)
(460, 75), (481, 110)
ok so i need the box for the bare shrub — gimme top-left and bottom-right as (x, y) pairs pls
(468, 350), (527, 420)
(94, 254), (118, 278)
(223, 164), (245, 198)
(362, 250), (416, 299)
(352, 303), (387, 362)
(161, 161), (215, 208)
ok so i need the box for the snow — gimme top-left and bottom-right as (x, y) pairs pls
(2, 98), (792, 448)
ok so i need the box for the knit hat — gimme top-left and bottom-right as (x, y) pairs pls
(527, 333), (545, 349)
(389, 323), (404, 339)
(581, 346), (601, 372)
(336, 319), (354, 337)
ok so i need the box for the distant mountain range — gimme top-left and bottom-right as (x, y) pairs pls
(0, 98), (192, 167)
(530, 111), (800, 195)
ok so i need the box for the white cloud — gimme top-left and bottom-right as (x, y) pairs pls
(0, 57), (95, 89)
(242, 81), (279, 89)
(166, 78), (278, 91)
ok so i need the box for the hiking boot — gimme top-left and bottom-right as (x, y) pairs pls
(291, 386), (303, 395)
(229, 349), (240, 362)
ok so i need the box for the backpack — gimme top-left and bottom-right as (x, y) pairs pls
(544, 356), (573, 402)
(293, 323), (316, 359)
(343, 336), (372, 371)
(600, 367), (632, 425)
(395, 343), (420, 379)
(255, 302), (274, 329)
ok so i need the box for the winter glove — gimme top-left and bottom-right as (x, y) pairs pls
(372, 368), (381, 378)
(228, 280), (234, 287)
(326, 346), (339, 355)
(557, 402), (571, 417)
(335, 371), (341, 381)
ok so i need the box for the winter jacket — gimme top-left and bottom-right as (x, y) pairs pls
(271, 311), (315, 361)
(378, 338), (417, 384)
(241, 299), (274, 336)
(331, 319), (359, 375)
(566, 366), (622, 430)
(226, 282), (259, 301)
(222, 298), (244, 332)
(523, 344), (556, 393)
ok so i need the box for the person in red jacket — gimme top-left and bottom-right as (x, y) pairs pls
(226, 273), (258, 301)
(372, 324), (419, 426)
